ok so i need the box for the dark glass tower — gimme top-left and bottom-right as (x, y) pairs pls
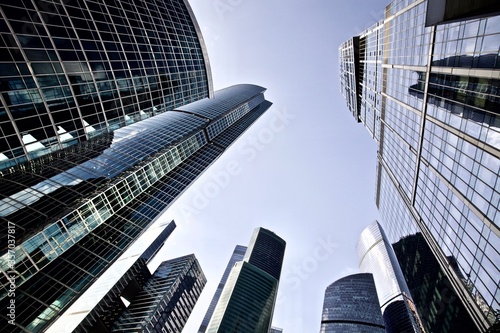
(206, 227), (286, 333)
(320, 273), (385, 332)
(393, 232), (479, 333)
(357, 222), (425, 333)
(0, 1), (273, 332)
(73, 220), (176, 333)
(339, 0), (499, 330)
(111, 254), (206, 333)
(198, 245), (247, 333)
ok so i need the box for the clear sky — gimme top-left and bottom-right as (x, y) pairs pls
(148, 0), (391, 331)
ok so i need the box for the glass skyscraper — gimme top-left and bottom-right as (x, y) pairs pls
(320, 273), (385, 333)
(206, 227), (286, 333)
(357, 222), (424, 333)
(111, 254), (206, 333)
(198, 245), (247, 333)
(393, 232), (479, 333)
(339, 0), (499, 330)
(0, 1), (273, 332)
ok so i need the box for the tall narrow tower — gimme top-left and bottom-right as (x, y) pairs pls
(206, 227), (286, 333)
(339, 0), (500, 330)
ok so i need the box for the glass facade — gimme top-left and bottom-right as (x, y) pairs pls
(206, 227), (286, 333)
(320, 273), (385, 333)
(198, 245), (247, 333)
(339, 1), (499, 330)
(393, 232), (479, 333)
(111, 254), (206, 333)
(0, 1), (273, 330)
(357, 222), (424, 333)
(0, 0), (212, 170)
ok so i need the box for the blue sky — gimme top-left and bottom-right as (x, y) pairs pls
(150, 0), (391, 331)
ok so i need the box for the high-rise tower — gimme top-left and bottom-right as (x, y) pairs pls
(339, 0), (499, 331)
(320, 273), (385, 332)
(357, 222), (424, 333)
(206, 227), (286, 333)
(198, 245), (247, 333)
(0, 1), (272, 331)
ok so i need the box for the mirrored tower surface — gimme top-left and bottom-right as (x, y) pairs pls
(357, 221), (425, 333)
(0, 1), (273, 330)
(198, 245), (247, 333)
(206, 227), (286, 333)
(339, 0), (500, 330)
(320, 273), (385, 333)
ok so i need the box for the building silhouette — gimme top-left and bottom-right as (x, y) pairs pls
(393, 232), (479, 333)
(270, 327), (283, 333)
(111, 254), (206, 333)
(205, 227), (286, 333)
(320, 273), (385, 332)
(357, 222), (424, 333)
(0, 1), (272, 331)
(339, 0), (499, 330)
(198, 245), (247, 333)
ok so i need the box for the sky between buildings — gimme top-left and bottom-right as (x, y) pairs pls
(148, 0), (391, 331)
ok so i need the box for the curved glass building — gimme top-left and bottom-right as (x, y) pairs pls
(357, 221), (424, 333)
(320, 273), (385, 333)
(0, 1), (273, 331)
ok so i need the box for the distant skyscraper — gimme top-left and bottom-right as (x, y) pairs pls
(198, 245), (247, 333)
(270, 327), (284, 333)
(357, 222), (424, 333)
(320, 273), (385, 332)
(0, 1), (272, 331)
(339, 0), (499, 330)
(111, 254), (206, 332)
(206, 227), (286, 333)
(74, 220), (176, 333)
(393, 232), (479, 333)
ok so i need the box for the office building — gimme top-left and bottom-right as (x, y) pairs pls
(111, 254), (206, 333)
(198, 245), (247, 333)
(357, 222), (424, 333)
(74, 220), (176, 333)
(0, 1), (272, 331)
(339, 0), (499, 330)
(206, 227), (286, 333)
(393, 232), (479, 333)
(270, 327), (283, 333)
(320, 273), (385, 332)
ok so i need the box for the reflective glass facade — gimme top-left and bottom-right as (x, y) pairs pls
(339, 1), (499, 330)
(111, 254), (206, 332)
(320, 273), (385, 333)
(0, 82), (272, 332)
(357, 222), (424, 333)
(0, 0), (212, 170)
(393, 232), (479, 333)
(206, 227), (286, 333)
(198, 245), (247, 333)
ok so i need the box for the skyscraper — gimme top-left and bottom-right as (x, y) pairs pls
(270, 327), (284, 333)
(357, 222), (424, 333)
(339, 0), (499, 330)
(73, 220), (176, 333)
(0, 1), (272, 331)
(393, 232), (479, 333)
(320, 273), (385, 333)
(111, 254), (206, 333)
(206, 227), (286, 333)
(198, 245), (247, 333)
